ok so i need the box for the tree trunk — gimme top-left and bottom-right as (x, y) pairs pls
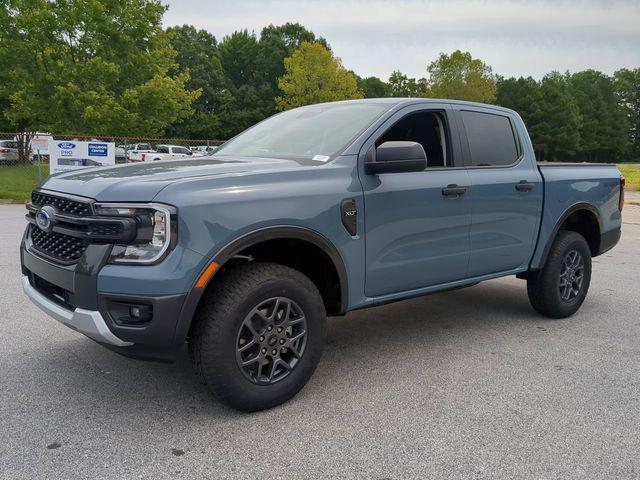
(15, 131), (34, 165)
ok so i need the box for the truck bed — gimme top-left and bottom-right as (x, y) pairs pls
(530, 163), (622, 269)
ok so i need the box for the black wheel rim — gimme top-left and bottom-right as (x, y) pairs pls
(559, 250), (585, 302)
(235, 297), (308, 385)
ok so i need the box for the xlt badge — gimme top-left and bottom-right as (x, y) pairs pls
(341, 198), (357, 236)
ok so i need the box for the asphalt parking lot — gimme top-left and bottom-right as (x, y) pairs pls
(1, 203), (639, 480)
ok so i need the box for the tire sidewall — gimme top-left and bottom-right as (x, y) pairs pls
(547, 233), (592, 317)
(203, 275), (326, 410)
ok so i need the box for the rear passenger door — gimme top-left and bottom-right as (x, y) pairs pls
(455, 107), (543, 276)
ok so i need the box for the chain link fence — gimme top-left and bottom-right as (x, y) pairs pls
(0, 132), (226, 202)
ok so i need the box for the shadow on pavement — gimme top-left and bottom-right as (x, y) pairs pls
(20, 279), (542, 417)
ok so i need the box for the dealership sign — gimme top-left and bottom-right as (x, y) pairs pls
(48, 140), (115, 174)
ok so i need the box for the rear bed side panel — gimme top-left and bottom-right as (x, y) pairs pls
(529, 164), (622, 270)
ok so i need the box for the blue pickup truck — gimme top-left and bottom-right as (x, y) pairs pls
(21, 99), (624, 411)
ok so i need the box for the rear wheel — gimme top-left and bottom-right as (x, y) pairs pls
(527, 231), (592, 318)
(189, 262), (326, 412)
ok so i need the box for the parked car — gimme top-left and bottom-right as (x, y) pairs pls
(20, 99), (624, 412)
(125, 143), (154, 162)
(0, 140), (19, 163)
(190, 145), (219, 156)
(115, 145), (127, 161)
(142, 144), (193, 161)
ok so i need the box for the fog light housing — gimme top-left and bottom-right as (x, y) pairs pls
(107, 302), (153, 326)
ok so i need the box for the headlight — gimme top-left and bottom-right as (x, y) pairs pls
(94, 203), (176, 264)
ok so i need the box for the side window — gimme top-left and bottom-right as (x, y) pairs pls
(461, 110), (518, 166)
(157, 146), (169, 154)
(377, 111), (449, 168)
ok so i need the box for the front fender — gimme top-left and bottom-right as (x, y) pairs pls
(171, 225), (351, 344)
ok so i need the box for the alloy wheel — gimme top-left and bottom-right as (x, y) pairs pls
(235, 297), (308, 385)
(559, 250), (585, 302)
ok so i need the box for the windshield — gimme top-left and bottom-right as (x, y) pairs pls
(215, 102), (390, 161)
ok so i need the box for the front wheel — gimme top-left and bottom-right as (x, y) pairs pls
(527, 231), (592, 318)
(189, 262), (326, 412)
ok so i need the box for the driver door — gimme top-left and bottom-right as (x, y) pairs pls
(359, 104), (471, 297)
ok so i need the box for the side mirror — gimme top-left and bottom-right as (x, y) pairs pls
(365, 141), (427, 174)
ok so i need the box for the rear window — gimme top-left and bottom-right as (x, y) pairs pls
(138, 144), (151, 150)
(461, 111), (518, 166)
(0, 141), (17, 148)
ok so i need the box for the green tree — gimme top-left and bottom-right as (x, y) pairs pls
(387, 71), (426, 97)
(426, 50), (497, 103)
(258, 23), (328, 91)
(0, 2), (11, 132)
(497, 74), (581, 162)
(276, 42), (363, 110)
(496, 76), (545, 156)
(614, 68), (640, 160)
(166, 25), (231, 139)
(536, 72), (581, 161)
(216, 30), (275, 137)
(358, 76), (389, 98)
(218, 30), (263, 89)
(0, 0), (200, 144)
(569, 70), (630, 162)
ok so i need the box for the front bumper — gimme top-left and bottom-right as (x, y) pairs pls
(21, 275), (132, 347)
(21, 232), (193, 362)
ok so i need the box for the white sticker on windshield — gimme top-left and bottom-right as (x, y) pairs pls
(312, 155), (330, 162)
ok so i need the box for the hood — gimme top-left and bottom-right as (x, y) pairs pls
(39, 156), (311, 202)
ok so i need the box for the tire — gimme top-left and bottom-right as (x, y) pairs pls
(189, 262), (327, 412)
(527, 230), (592, 318)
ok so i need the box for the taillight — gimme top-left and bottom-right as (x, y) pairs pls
(141, 153), (146, 162)
(619, 176), (625, 211)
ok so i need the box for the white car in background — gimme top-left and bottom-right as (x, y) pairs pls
(190, 145), (219, 156)
(115, 145), (127, 160)
(125, 143), (155, 162)
(0, 140), (19, 163)
(142, 144), (193, 162)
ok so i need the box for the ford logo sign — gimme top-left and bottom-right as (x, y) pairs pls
(35, 205), (57, 232)
(57, 142), (76, 149)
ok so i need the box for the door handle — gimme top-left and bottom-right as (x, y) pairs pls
(515, 181), (534, 192)
(442, 184), (467, 197)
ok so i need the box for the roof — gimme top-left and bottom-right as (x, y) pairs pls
(313, 97), (518, 116)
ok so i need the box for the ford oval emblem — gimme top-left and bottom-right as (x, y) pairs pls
(35, 205), (57, 232)
(57, 142), (76, 149)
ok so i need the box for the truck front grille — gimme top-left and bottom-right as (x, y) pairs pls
(28, 191), (94, 263)
(31, 191), (92, 216)
(30, 226), (87, 263)
(88, 222), (123, 236)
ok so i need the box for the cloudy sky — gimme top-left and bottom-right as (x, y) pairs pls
(163, 0), (640, 80)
